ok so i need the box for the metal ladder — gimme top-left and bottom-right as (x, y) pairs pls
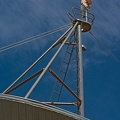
(50, 32), (77, 102)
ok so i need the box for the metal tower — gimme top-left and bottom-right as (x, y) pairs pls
(0, 5), (94, 120)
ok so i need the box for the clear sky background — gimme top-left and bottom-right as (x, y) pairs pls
(0, 0), (120, 120)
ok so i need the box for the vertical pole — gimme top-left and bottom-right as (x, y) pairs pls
(85, 10), (88, 22)
(77, 23), (84, 116)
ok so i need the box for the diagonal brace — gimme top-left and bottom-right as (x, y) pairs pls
(48, 68), (81, 105)
(5, 69), (44, 94)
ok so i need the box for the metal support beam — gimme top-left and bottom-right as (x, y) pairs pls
(77, 24), (84, 116)
(24, 22), (78, 98)
(5, 69), (44, 94)
(41, 102), (77, 106)
(48, 68), (81, 104)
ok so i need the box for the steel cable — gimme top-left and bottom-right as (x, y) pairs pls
(0, 23), (71, 53)
(89, 31), (120, 64)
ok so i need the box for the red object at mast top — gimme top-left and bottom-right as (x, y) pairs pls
(81, 0), (92, 9)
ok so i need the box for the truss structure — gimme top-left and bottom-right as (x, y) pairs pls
(1, 7), (95, 120)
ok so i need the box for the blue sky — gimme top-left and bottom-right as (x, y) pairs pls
(0, 0), (120, 120)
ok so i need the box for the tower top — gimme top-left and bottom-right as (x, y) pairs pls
(81, 0), (92, 9)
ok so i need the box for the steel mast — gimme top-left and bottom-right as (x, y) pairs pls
(76, 0), (93, 115)
(77, 23), (84, 115)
